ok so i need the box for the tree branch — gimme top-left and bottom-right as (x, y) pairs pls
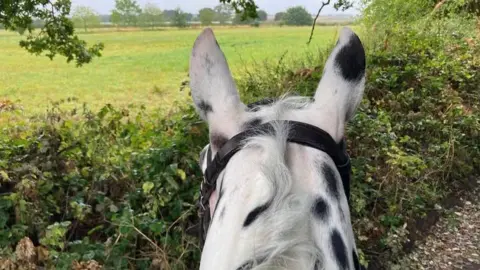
(307, 0), (331, 45)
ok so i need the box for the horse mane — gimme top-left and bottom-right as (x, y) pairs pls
(240, 95), (322, 269)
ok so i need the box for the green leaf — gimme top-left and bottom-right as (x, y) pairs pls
(0, 171), (9, 181)
(177, 169), (186, 181)
(142, 182), (154, 194)
(166, 176), (180, 190)
(149, 221), (165, 234)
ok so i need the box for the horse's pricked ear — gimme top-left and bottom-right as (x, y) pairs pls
(189, 28), (245, 151)
(314, 27), (366, 123)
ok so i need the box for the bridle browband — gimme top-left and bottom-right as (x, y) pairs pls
(197, 118), (352, 249)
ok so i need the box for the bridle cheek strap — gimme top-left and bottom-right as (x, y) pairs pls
(198, 120), (352, 249)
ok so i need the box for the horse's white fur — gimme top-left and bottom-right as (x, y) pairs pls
(190, 27), (365, 270)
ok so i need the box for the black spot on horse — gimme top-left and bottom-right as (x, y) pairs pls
(204, 54), (214, 75)
(314, 259), (321, 270)
(243, 118), (263, 129)
(334, 32), (365, 82)
(322, 163), (340, 200)
(330, 229), (348, 270)
(243, 202), (270, 227)
(198, 100), (213, 115)
(210, 133), (228, 150)
(312, 197), (330, 221)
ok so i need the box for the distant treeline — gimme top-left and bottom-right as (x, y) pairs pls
(2, 0), (354, 33)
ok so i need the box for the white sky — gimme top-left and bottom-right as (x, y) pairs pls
(71, 0), (361, 15)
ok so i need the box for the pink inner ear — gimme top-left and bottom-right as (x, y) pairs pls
(209, 190), (218, 219)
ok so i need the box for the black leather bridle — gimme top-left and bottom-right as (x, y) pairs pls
(197, 100), (352, 249)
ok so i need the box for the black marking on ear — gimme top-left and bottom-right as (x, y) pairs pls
(198, 100), (213, 114)
(322, 163), (340, 200)
(334, 32), (366, 81)
(204, 53), (214, 75)
(243, 118), (263, 129)
(312, 197), (330, 221)
(243, 202), (270, 227)
(331, 229), (348, 270)
(353, 250), (361, 270)
(210, 133), (228, 150)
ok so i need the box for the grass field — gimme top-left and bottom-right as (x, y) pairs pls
(0, 26), (343, 116)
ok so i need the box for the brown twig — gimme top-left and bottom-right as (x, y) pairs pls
(307, 0), (331, 45)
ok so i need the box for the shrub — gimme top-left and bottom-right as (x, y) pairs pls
(0, 101), (207, 268)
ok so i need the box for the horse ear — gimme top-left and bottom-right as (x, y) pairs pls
(189, 28), (246, 152)
(313, 27), (366, 134)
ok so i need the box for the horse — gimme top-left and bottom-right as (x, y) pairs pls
(189, 27), (366, 270)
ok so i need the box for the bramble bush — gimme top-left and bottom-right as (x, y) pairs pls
(0, 101), (207, 269)
(1, 3), (480, 270)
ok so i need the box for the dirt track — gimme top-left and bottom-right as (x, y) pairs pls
(396, 181), (480, 270)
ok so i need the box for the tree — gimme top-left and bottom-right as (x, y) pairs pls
(72, 6), (100, 32)
(232, 12), (255, 25)
(111, 10), (122, 26)
(283, 6), (313, 26)
(185, 13), (194, 21)
(0, 0), (104, 66)
(172, 8), (188, 28)
(163, 10), (176, 21)
(219, 0), (258, 20)
(274, 12), (285, 21)
(257, 10), (267, 21)
(111, 0), (142, 26)
(199, 8), (216, 25)
(214, 4), (234, 24)
(140, 2), (163, 28)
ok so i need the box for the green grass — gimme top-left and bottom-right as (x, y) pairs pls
(0, 26), (342, 116)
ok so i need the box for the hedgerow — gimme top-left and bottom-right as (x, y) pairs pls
(1, 102), (207, 269)
(1, 4), (480, 270)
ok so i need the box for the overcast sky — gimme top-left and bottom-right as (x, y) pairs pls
(71, 0), (361, 15)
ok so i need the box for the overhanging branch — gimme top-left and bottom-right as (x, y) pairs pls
(307, 0), (331, 45)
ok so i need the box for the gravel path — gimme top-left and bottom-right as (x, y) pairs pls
(396, 183), (480, 270)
